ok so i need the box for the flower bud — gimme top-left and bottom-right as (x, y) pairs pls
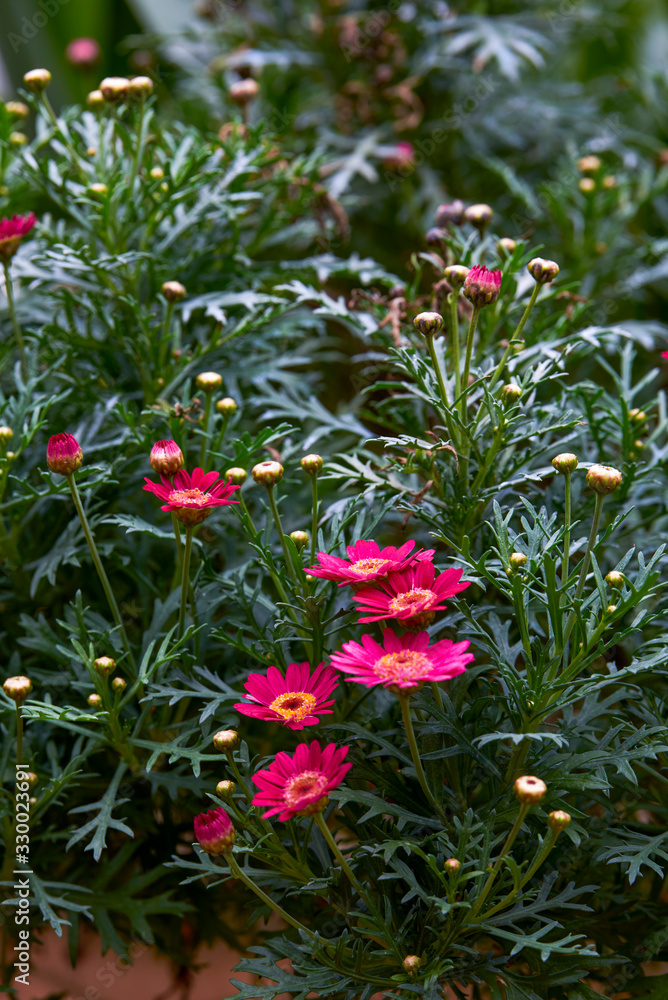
(463, 265), (501, 307)
(605, 570), (624, 589)
(86, 89), (105, 109)
(0, 426), (13, 444)
(509, 552), (527, 571)
(89, 183), (108, 196)
(605, 603), (617, 615)
(24, 772), (38, 788)
(577, 155), (601, 174)
(252, 461), (284, 486)
(150, 439), (185, 476)
(216, 397), (237, 416)
(6, 102), (29, 120)
(225, 467), (247, 484)
(497, 237), (517, 256)
(23, 69), (51, 94)
(87, 693), (102, 708)
(6, 452), (15, 461)
(128, 76), (154, 98)
(100, 77), (131, 102)
(528, 258), (559, 284)
(425, 227), (446, 247)
(229, 79), (259, 106)
(464, 204), (493, 232)
(66, 38), (101, 70)
(435, 200), (465, 226)
(111, 677), (127, 693)
(586, 464), (622, 495)
(150, 166), (165, 179)
(194, 806), (235, 854)
(3, 676), (32, 704)
(579, 177), (595, 194)
(87, 147), (97, 157)
(196, 371), (223, 392)
(602, 175), (616, 190)
(633, 439), (645, 452)
(9, 133), (27, 147)
(514, 775), (547, 804)
(548, 810), (571, 832)
(290, 530), (309, 550)
(216, 779), (236, 799)
(552, 453), (578, 474)
(94, 656), (116, 676)
(213, 729), (239, 752)
(47, 433), (83, 475)
(162, 280), (186, 302)
(444, 858), (461, 875)
(501, 383), (521, 404)
(413, 311), (444, 336)
(628, 408), (646, 425)
(301, 454), (323, 476)
(443, 264), (470, 288)
(402, 955), (421, 975)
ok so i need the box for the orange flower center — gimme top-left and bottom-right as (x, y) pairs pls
(374, 650), (432, 682)
(269, 691), (317, 722)
(389, 588), (434, 614)
(350, 557), (389, 577)
(283, 770), (328, 808)
(169, 487), (208, 507)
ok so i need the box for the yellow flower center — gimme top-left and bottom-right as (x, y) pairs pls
(350, 557), (389, 577)
(169, 487), (208, 507)
(389, 588), (433, 614)
(374, 650), (432, 682)
(269, 690), (317, 722)
(283, 770), (328, 808)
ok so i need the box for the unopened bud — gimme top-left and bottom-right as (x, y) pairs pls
(47, 433), (83, 475)
(577, 155), (601, 174)
(464, 265), (501, 307)
(0, 426), (13, 444)
(464, 203), (493, 231)
(501, 383), (521, 404)
(435, 200), (465, 226)
(301, 454), (323, 476)
(89, 183), (108, 195)
(579, 177), (595, 194)
(514, 775), (547, 804)
(633, 439), (645, 452)
(150, 166), (165, 179)
(150, 439), (184, 476)
(128, 76), (154, 98)
(23, 69), (51, 94)
(6, 102), (29, 120)
(94, 656), (116, 676)
(216, 779), (236, 799)
(290, 530), (309, 550)
(628, 408), (646, 424)
(552, 453), (578, 474)
(603, 175), (616, 189)
(444, 858), (461, 875)
(229, 79), (259, 105)
(605, 604), (617, 615)
(252, 461), (284, 486)
(509, 552), (527, 571)
(162, 280), (186, 302)
(425, 227), (446, 247)
(213, 729), (239, 752)
(402, 955), (421, 975)
(528, 258), (559, 284)
(413, 311), (443, 336)
(225, 467), (247, 484)
(24, 772), (38, 788)
(87, 693), (102, 708)
(196, 371), (223, 392)
(100, 77), (131, 102)
(444, 264), (470, 288)
(216, 397), (237, 416)
(605, 570), (624, 589)
(497, 237), (517, 256)
(111, 677), (127, 693)
(86, 89), (105, 109)
(3, 676), (32, 704)
(586, 464), (622, 495)
(9, 133), (26, 147)
(548, 810), (571, 832)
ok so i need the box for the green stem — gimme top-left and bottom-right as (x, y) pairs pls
(127, 98), (146, 199)
(431, 682), (443, 710)
(199, 393), (213, 470)
(450, 291), (462, 414)
(226, 853), (315, 939)
(562, 491), (605, 648)
(266, 486), (300, 586)
(460, 306), (481, 423)
(4, 261), (26, 381)
(178, 526), (194, 640)
(158, 301), (175, 372)
(310, 475), (319, 567)
(468, 802), (530, 921)
(212, 415), (230, 457)
(41, 94), (86, 175)
(486, 282), (540, 396)
(66, 474), (135, 671)
(475, 828), (560, 922)
(426, 333), (458, 446)
(314, 811), (368, 901)
(399, 693), (443, 819)
(16, 706), (23, 766)
(562, 471), (572, 589)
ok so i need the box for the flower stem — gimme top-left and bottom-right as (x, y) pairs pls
(486, 282), (540, 395)
(460, 306), (481, 424)
(66, 474), (135, 671)
(399, 692), (443, 819)
(199, 393), (213, 470)
(266, 486), (300, 586)
(178, 526), (194, 640)
(226, 852), (315, 939)
(314, 811), (368, 900)
(16, 706), (23, 766)
(310, 475), (319, 567)
(425, 333), (458, 447)
(475, 827), (561, 923)
(468, 802), (530, 921)
(450, 291), (462, 414)
(562, 491), (605, 648)
(158, 301), (175, 372)
(562, 470), (573, 588)
(4, 262), (26, 381)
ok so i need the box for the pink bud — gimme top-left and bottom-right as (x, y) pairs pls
(47, 433), (83, 476)
(66, 38), (101, 70)
(194, 806), (236, 854)
(463, 265), (502, 307)
(150, 440), (184, 476)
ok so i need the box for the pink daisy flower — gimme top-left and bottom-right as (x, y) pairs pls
(330, 628), (473, 692)
(143, 466), (239, 526)
(353, 561), (469, 629)
(305, 539), (434, 588)
(252, 741), (352, 822)
(193, 806), (235, 855)
(234, 661), (338, 730)
(0, 213), (36, 263)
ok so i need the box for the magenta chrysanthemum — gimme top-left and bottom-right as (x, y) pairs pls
(353, 561), (469, 629)
(0, 213), (36, 263)
(193, 806), (235, 854)
(330, 628), (474, 692)
(464, 264), (502, 307)
(143, 466), (239, 526)
(234, 661), (338, 730)
(305, 539), (434, 587)
(252, 741), (352, 821)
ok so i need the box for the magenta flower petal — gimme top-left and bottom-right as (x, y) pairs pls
(305, 537), (434, 586)
(144, 465), (239, 526)
(331, 627), (473, 691)
(251, 741), (352, 821)
(352, 562), (469, 629)
(235, 661), (338, 730)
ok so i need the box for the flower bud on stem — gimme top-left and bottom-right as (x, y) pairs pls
(468, 799), (532, 921)
(3, 262), (27, 381)
(177, 525), (194, 641)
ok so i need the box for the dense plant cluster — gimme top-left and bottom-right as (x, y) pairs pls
(2, 4), (668, 999)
